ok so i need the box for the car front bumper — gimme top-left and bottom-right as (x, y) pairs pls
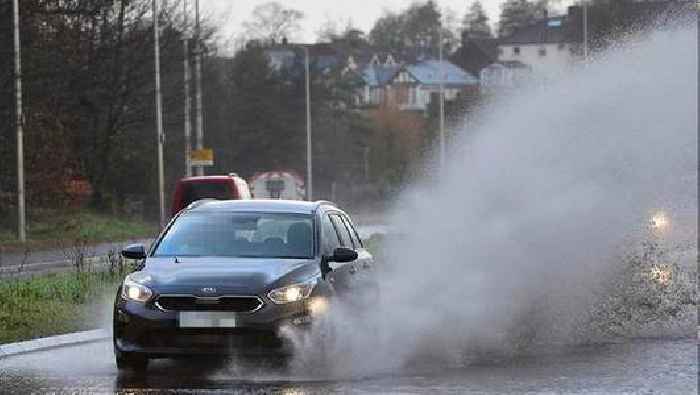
(113, 296), (319, 357)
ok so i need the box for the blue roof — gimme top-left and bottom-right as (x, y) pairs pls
(405, 60), (478, 86)
(362, 65), (401, 87)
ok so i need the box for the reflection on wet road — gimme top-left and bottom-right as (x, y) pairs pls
(0, 338), (696, 393)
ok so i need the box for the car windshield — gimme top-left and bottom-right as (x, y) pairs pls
(153, 212), (314, 259)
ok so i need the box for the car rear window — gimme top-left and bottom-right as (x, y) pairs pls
(182, 183), (231, 207)
(154, 212), (314, 259)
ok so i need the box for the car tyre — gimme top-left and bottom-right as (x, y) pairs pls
(115, 348), (149, 372)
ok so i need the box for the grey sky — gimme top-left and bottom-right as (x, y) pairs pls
(200, 0), (573, 50)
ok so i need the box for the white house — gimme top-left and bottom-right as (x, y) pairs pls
(497, 16), (582, 76)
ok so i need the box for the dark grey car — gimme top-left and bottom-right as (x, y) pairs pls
(113, 200), (376, 372)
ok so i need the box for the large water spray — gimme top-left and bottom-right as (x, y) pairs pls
(280, 24), (697, 378)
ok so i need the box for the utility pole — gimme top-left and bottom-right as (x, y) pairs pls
(194, 0), (204, 176)
(153, 0), (166, 227)
(183, 0), (192, 177)
(583, 3), (589, 61)
(13, 0), (25, 242)
(304, 46), (313, 201)
(438, 24), (446, 172)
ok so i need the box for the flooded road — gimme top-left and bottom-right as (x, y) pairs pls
(0, 337), (696, 393)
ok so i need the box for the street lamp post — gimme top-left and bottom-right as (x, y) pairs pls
(194, 0), (204, 176)
(153, 0), (166, 227)
(13, 0), (25, 242)
(183, 0), (192, 177)
(304, 46), (313, 201)
(583, 2), (589, 61)
(438, 23), (446, 172)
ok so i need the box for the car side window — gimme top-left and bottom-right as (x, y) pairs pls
(341, 215), (363, 249)
(329, 214), (353, 248)
(321, 214), (341, 256)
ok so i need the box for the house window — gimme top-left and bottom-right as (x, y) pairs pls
(498, 47), (504, 56)
(513, 47), (521, 56)
(538, 47), (547, 57)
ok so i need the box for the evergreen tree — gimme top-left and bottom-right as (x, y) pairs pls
(498, 0), (548, 38)
(369, 1), (450, 56)
(462, 1), (493, 39)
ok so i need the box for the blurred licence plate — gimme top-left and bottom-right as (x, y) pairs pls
(179, 312), (237, 328)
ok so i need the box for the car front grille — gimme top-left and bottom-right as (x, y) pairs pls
(155, 295), (263, 312)
(144, 328), (286, 351)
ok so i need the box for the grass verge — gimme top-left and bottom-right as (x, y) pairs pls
(0, 209), (158, 252)
(0, 268), (129, 344)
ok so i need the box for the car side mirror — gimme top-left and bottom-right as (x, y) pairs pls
(121, 244), (146, 260)
(330, 247), (358, 263)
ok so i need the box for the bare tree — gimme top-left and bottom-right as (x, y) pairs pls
(242, 2), (304, 44)
(316, 16), (339, 43)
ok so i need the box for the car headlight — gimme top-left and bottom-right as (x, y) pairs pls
(121, 272), (153, 302)
(267, 278), (316, 304)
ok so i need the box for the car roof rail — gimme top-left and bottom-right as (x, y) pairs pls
(185, 198), (217, 211)
(314, 200), (337, 208)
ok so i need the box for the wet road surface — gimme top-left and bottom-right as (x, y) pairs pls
(0, 338), (696, 393)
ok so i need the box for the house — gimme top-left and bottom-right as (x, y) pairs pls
(497, 13), (582, 76)
(490, 1), (693, 83)
(345, 51), (479, 112)
(353, 60), (401, 107)
(262, 40), (478, 114)
(383, 60), (479, 111)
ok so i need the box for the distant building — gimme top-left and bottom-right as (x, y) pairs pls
(348, 57), (479, 112)
(262, 40), (478, 114)
(353, 57), (401, 107)
(490, 1), (693, 79)
(497, 14), (581, 76)
(383, 60), (479, 111)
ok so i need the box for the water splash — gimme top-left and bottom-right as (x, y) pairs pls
(286, 24), (697, 378)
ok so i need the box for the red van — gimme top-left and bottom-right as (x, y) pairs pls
(170, 174), (251, 217)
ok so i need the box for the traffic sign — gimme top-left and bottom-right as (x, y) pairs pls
(191, 148), (214, 166)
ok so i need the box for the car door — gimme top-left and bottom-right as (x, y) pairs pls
(320, 213), (353, 297)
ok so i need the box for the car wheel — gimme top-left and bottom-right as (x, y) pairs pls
(115, 348), (149, 372)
